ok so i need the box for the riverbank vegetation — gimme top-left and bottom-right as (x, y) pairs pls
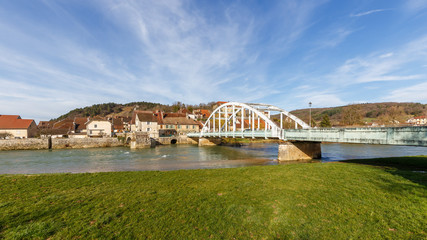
(0, 156), (426, 239)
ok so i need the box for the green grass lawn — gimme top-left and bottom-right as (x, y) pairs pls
(0, 157), (426, 239)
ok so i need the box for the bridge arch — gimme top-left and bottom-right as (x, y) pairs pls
(200, 102), (309, 139)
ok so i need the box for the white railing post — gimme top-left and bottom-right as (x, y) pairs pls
(241, 107), (244, 137)
(218, 108), (221, 137)
(280, 112), (283, 129)
(265, 120), (267, 139)
(213, 113), (215, 133)
(252, 110), (255, 139)
(232, 105), (235, 138)
(225, 106), (228, 137)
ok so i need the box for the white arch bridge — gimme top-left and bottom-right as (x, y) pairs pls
(187, 102), (427, 161)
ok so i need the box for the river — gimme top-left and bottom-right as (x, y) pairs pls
(0, 143), (426, 174)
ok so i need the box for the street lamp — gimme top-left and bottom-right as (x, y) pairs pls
(309, 102), (312, 128)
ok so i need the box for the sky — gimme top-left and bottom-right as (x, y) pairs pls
(1, 0), (427, 122)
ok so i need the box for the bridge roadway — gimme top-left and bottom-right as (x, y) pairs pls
(188, 126), (427, 147)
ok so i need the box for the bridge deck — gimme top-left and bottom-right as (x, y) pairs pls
(188, 126), (427, 147)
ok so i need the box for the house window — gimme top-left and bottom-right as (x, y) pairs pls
(178, 125), (181, 129)
(94, 124), (97, 128)
(147, 122), (151, 125)
(147, 128), (151, 132)
(193, 125), (195, 129)
(90, 130), (93, 134)
(186, 125), (189, 129)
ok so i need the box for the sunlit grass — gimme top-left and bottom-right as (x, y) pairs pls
(0, 156), (426, 239)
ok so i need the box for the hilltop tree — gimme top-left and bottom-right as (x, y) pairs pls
(378, 106), (406, 125)
(341, 105), (363, 126)
(320, 114), (332, 128)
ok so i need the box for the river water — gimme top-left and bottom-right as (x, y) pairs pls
(0, 143), (426, 174)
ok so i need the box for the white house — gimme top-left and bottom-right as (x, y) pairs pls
(407, 116), (427, 125)
(86, 119), (112, 137)
(133, 111), (159, 138)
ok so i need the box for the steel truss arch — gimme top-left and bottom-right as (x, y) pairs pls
(200, 102), (309, 139)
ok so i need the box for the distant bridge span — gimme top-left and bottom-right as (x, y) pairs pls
(187, 102), (427, 160)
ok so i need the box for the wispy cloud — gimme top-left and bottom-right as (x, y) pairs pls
(350, 9), (390, 17)
(403, 0), (427, 13)
(0, 0), (327, 120)
(383, 82), (427, 102)
(328, 35), (427, 84)
(316, 28), (355, 49)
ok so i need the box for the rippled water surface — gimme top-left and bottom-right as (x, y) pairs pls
(0, 143), (426, 174)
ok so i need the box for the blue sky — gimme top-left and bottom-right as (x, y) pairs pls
(1, 0), (427, 122)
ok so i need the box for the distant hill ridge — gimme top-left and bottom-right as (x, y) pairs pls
(289, 102), (427, 126)
(54, 101), (426, 126)
(53, 101), (216, 121)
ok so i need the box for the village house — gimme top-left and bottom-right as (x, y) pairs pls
(86, 119), (112, 137)
(407, 116), (427, 125)
(67, 117), (90, 138)
(159, 112), (200, 136)
(192, 109), (211, 120)
(73, 117), (90, 133)
(131, 111), (159, 138)
(112, 116), (132, 133)
(0, 115), (38, 138)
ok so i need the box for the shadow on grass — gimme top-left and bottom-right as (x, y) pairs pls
(340, 156), (427, 187)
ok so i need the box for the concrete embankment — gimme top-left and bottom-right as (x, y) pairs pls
(0, 138), (123, 151)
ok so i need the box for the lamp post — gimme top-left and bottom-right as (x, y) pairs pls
(309, 102), (312, 128)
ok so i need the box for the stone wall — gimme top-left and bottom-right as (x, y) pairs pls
(0, 137), (123, 150)
(52, 138), (123, 149)
(156, 136), (198, 145)
(0, 139), (48, 150)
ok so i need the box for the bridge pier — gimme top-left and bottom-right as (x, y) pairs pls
(130, 132), (156, 149)
(278, 141), (321, 161)
(198, 138), (222, 146)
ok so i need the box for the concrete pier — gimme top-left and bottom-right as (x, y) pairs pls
(278, 141), (321, 161)
(198, 138), (222, 146)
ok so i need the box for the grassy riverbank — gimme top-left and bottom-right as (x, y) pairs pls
(1, 157), (426, 239)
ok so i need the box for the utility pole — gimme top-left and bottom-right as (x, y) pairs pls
(309, 102), (312, 128)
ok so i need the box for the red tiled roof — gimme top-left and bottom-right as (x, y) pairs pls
(113, 118), (124, 130)
(200, 109), (210, 116)
(414, 116), (426, 119)
(53, 119), (74, 130)
(131, 110), (154, 124)
(0, 115), (35, 129)
(162, 116), (199, 125)
(74, 117), (90, 130)
(136, 112), (158, 122)
(163, 113), (186, 118)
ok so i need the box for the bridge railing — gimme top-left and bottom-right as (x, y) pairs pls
(282, 127), (427, 146)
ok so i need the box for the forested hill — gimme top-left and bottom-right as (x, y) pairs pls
(290, 102), (427, 126)
(53, 101), (216, 121)
(54, 101), (426, 126)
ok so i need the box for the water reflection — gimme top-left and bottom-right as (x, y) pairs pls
(0, 143), (426, 174)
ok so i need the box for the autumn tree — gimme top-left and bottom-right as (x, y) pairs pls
(341, 105), (363, 126)
(378, 106), (406, 125)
